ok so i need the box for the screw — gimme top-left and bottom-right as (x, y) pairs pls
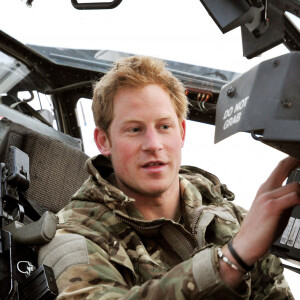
(273, 60), (279, 67)
(227, 87), (235, 98)
(281, 99), (292, 108)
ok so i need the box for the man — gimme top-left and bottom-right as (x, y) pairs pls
(39, 56), (300, 299)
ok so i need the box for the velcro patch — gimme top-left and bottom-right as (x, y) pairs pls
(38, 233), (89, 279)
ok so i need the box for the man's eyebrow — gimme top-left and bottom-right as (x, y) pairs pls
(158, 117), (174, 121)
(120, 119), (143, 125)
(120, 116), (174, 125)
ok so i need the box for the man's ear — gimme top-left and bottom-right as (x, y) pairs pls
(180, 119), (186, 148)
(94, 127), (111, 156)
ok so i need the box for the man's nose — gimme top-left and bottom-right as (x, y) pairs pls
(141, 129), (163, 152)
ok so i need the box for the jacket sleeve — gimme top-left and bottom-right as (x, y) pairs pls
(249, 252), (294, 300)
(228, 204), (294, 299)
(39, 233), (254, 300)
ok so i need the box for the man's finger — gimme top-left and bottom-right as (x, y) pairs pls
(262, 182), (300, 202)
(271, 190), (300, 212)
(259, 157), (300, 193)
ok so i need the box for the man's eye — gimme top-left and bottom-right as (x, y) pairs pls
(130, 127), (141, 133)
(161, 124), (171, 130)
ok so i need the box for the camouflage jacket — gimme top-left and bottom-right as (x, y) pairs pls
(38, 155), (293, 299)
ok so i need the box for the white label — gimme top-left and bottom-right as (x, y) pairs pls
(280, 217), (295, 245)
(287, 219), (300, 247)
(222, 96), (249, 131)
(294, 229), (300, 249)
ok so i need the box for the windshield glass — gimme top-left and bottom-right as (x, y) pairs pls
(0, 49), (57, 128)
(0, 50), (30, 93)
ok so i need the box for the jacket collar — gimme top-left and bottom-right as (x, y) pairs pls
(72, 155), (234, 224)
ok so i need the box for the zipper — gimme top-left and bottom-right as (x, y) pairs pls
(192, 207), (205, 247)
(114, 211), (164, 231)
(163, 222), (196, 255)
(115, 211), (197, 259)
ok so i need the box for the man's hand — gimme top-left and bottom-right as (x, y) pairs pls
(219, 156), (300, 288)
(233, 156), (300, 265)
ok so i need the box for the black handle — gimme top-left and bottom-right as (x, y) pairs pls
(71, 0), (122, 10)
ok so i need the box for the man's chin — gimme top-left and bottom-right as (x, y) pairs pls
(128, 183), (167, 198)
(116, 176), (177, 199)
(139, 188), (167, 198)
(123, 183), (168, 199)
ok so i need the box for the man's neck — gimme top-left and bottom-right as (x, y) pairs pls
(133, 193), (181, 221)
(112, 175), (181, 221)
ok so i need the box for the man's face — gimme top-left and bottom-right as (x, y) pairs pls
(95, 84), (186, 199)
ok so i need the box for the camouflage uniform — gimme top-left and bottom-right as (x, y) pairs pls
(39, 155), (293, 299)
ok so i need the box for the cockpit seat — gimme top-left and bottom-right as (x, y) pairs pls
(0, 104), (89, 214)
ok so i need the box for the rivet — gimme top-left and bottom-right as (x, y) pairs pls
(227, 87), (235, 98)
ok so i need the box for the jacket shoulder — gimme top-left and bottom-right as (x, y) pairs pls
(180, 165), (235, 203)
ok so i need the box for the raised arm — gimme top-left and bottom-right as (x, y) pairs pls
(219, 156), (300, 288)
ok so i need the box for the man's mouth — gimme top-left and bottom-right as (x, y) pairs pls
(142, 161), (166, 168)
